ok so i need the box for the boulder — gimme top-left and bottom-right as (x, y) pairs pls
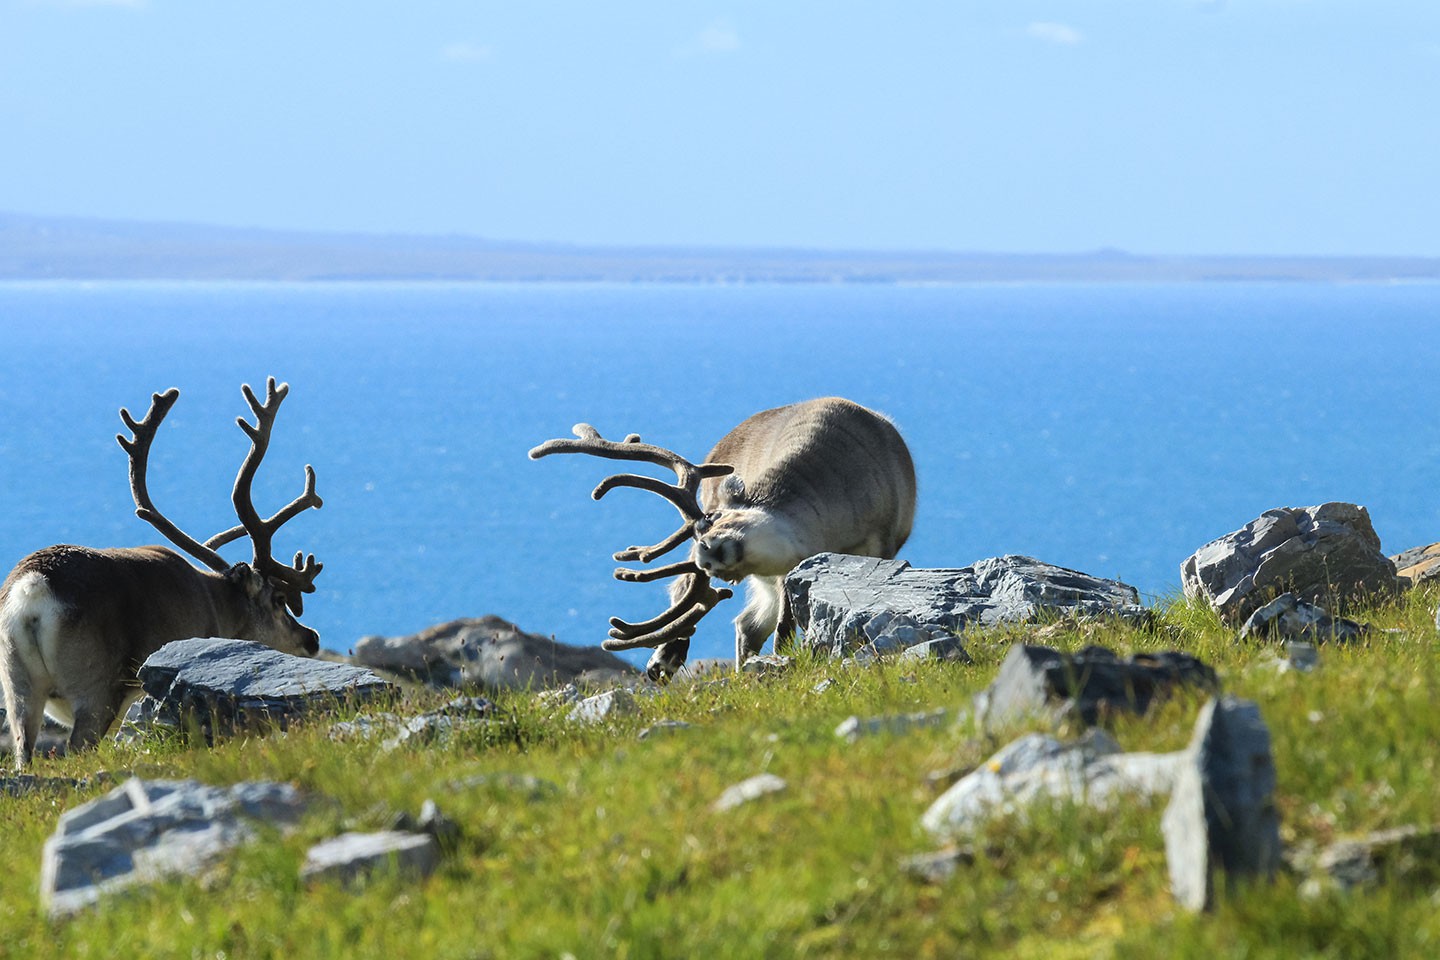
(1162, 697), (1282, 911)
(1391, 543), (1440, 587)
(977, 644), (1218, 731)
(1237, 592), (1368, 644)
(786, 554), (1149, 658)
(920, 729), (1180, 839)
(352, 616), (637, 692)
(1181, 503), (1399, 625)
(136, 638), (395, 743)
(41, 777), (311, 918)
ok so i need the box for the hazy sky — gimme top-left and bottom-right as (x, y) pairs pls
(4, 1), (1438, 255)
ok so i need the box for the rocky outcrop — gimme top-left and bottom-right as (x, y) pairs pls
(1391, 543), (1440, 587)
(351, 616), (637, 692)
(1181, 503), (1399, 625)
(133, 638), (395, 743)
(785, 553), (1149, 658)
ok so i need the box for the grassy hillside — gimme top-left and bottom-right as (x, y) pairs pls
(3, 590), (1439, 958)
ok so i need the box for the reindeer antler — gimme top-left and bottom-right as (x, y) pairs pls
(118, 388), (230, 574)
(529, 423), (735, 650)
(117, 379), (323, 615)
(230, 377), (324, 614)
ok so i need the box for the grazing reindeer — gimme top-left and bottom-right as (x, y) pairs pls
(531, 397), (916, 681)
(0, 378), (323, 770)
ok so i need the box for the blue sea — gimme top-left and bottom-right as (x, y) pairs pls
(1, 281), (1436, 665)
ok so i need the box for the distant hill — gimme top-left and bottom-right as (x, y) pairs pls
(2, 212), (1438, 283)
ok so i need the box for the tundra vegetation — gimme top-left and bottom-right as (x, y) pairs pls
(2, 588), (1439, 958)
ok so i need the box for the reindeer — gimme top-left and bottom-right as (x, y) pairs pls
(0, 378), (323, 770)
(531, 397), (916, 681)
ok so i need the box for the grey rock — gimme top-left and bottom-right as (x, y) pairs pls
(388, 799), (461, 848)
(446, 772), (560, 800)
(300, 831), (440, 886)
(920, 729), (1181, 839)
(136, 638), (394, 744)
(41, 777), (310, 918)
(811, 678), (836, 694)
(787, 553), (1148, 658)
(1302, 825), (1440, 893)
(1, 773), (108, 798)
(740, 654), (794, 676)
(835, 708), (949, 743)
(1390, 543), (1440, 587)
(380, 714), (486, 752)
(979, 644), (1218, 732)
(637, 719), (694, 740)
(352, 616), (637, 692)
(900, 845), (977, 883)
(1162, 697), (1282, 912)
(368, 695), (497, 751)
(712, 773), (787, 812)
(1272, 641), (1320, 674)
(898, 636), (972, 663)
(567, 688), (638, 725)
(1181, 503), (1399, 625)
(1238, 592), (1369, 644)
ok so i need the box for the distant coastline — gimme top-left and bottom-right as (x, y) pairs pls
(3, 211), (1439, 284)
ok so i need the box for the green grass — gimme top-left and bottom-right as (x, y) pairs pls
(4, 588), (1440, 959)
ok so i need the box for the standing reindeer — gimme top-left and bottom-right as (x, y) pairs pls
(531, 397), (916, 681)
(0, 378), (323, 770)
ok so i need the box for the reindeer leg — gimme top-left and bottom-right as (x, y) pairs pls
(67, 689), (121, 754)
(775, 586), (797, 653)
(734, 576), (783, 669)
(1, 648), (42, 771)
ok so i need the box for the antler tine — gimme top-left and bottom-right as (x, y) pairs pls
(613, 520), (698, 564)
(231, 377), (324, 610)
(117, 388), (230, 573)
(602, 568), (733, 651)
(529, 422), (734, 519)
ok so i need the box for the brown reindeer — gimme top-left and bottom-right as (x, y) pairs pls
(531, 397), (916, 681)
(0, 378), (323, 769)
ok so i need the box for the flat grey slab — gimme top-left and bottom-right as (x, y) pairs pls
(41, 777), (310, 918)
(137, 638), (395, 741)
(300, 831), (440, 886)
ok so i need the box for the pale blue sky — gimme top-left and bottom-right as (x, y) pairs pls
(3, 1), (1437, 255)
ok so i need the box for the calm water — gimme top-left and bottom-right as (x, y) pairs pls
(1, 281), (1436, 664)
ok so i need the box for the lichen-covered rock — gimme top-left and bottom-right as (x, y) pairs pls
(1391, 543), (1440, 587)
(1181, 503), (1399, 625)
(786, 553), (1148, 658)
(352, 616), (637, 691)
(920, 730), (1179, 838)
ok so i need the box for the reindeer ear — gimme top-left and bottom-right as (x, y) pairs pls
(718, 474), (747, 506)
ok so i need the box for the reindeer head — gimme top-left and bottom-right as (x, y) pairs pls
(529, 424), (736, 658)
(118, 378), (324, 656)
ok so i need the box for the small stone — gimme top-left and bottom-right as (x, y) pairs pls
(712, 773), (787, 812)
(300, 831), (440, 886)
(446, 772), (560, 800)
(567, 689), (638, 725)
(900, 845), (977, 883)
(834, 708), (948, 743)
(1239, 592), (1368, 644)
(898, 636), (972, 663)
(740, 654), (794, 676)
(637, 720), (693, 741)
(811, 678), (836, 695)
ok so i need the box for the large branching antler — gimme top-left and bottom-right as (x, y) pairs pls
(117, 379), (323, 614)
(230, 377), (325, 614)
(118, 388), (231, 574)
(529, 423), (735, 650)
